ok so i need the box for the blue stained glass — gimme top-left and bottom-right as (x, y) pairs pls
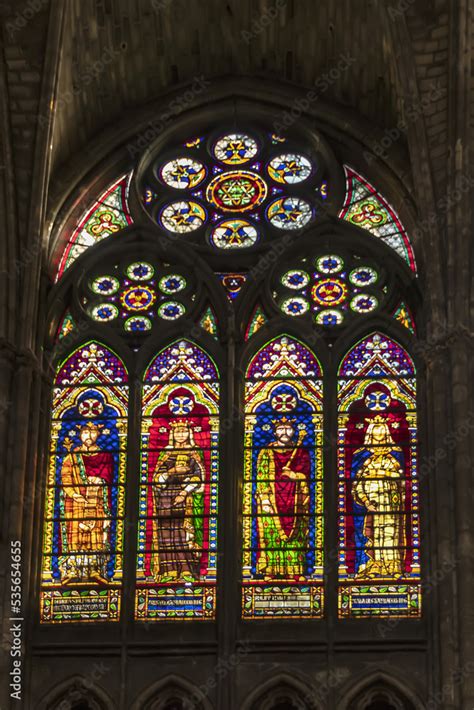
(157, 301), (185, 320)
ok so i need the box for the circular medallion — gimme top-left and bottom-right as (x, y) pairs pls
(160, 201), (206, 233)
(316, 255), (344, 274)
(281, 270), (310, 290)
(78, 396), (104, 417)
(126, 262), (154, 281)
(206, 170), (267, 212)
(158, 274), (187, 294)
(124, 316), (152, 333)
(268, 153), (312, 184)
(280, 296), (310, 316)
(365, 390), (390, 411)
(91, 303), (119, 322)
(350, 293), (378, 313)
(169, 394), (194, 414)
(160, 157), (206, 189)
(271, 392), (297, 412)
(266, 197), (312, 230)
(213, 133), (258, 164)
(315, 309), (344, 326)
(349, 266), (378, 287)
(121, 285), (156, 311)
(210, 219), (258, 249)
(157, 301), (186, 320)
(90, 275), (120, 296)
(311, 278), (348, 307)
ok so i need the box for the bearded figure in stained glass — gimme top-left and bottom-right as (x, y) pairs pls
(250, 382), (316, 580)
(151, 419), (205, 581)
(345, 384), (410, 580)
(55, 390), (118, 584)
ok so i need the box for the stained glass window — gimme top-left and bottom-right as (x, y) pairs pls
(56, 312), (76, 341)
(393, 302), (416, 334)
(210, 219), (258, 249)
(217, 273), (247, 301)
(245, 305), (268, 340)
(337, 333), (420, 618)
(243, 336), (324, 618)
(339, 166), (416, 272)
(56, 174), (133, 281)
(40, 342), (128, 622)
(274, 251), (384, 327)
(199, 306), (218, 338)
(46, 116), (422, 631)
(139, 130), (327, 250)
(136, 340), (220, 620)
(83, 259), (192, 334)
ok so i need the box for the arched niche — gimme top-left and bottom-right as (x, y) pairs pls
(242, 673), (319, 710)
(339, 672), (424, 710)
(36, 676), (113, 710)
(130, 675), (214, 710)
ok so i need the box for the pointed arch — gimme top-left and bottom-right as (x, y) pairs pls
(339, 166), (416, 272)
(338, 670), (424, 710)
(36, 675), (114, 710)
(136, 339), (220, 620)
(337, 332), (420, 618)
(55, 173), (133, 281)
(242, 334), (324, 618)
(130, 674), (214, 710)
(242, 672), (319, 710)
(40, 341), (129, 622)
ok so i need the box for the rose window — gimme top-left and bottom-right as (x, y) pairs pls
(139, 129), (331, 250)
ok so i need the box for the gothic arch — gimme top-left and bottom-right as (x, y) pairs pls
(130, 674), (214, 710)
(242, 672), (320, 710)
(36, 675), (113, 710)
(338, 671), (424, 710)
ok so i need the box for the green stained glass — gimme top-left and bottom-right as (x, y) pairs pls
(57, 312), (76, 341)
(393, 302), (416, 333)
(339, 166), (416, 271)
(245, 306), (268, 340)
(199, 307), (218, 338)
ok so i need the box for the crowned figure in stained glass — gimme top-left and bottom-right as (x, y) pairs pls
(351, 413), (406, 579)
(254, 416), (311, 579)
(150, 417), (205, 582)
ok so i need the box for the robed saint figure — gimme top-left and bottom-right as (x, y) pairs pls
(255, 416), (311, 579)
(150, 418), (205, 581)
(351, 414), (406, 578)
(59, 421), (114, 583)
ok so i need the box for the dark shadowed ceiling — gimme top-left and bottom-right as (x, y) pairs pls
(50, 0), (403, 173)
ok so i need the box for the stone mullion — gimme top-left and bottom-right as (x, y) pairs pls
(0, 353), (42, 709)
(424, 348), (461, 709)
(0, 55), (18, 344)
(446, 0), (472, 328)
(0, 346), (16, 709)
(445, 0), (474, 705)
(217, 313), (238, 710)
(449, 339), (474, 706)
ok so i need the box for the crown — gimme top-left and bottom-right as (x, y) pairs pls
(170, 419), (193, 429)
(366, 414), (388, 424)
(272, 416), (296, 426)
(79, 422), (104, 432)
